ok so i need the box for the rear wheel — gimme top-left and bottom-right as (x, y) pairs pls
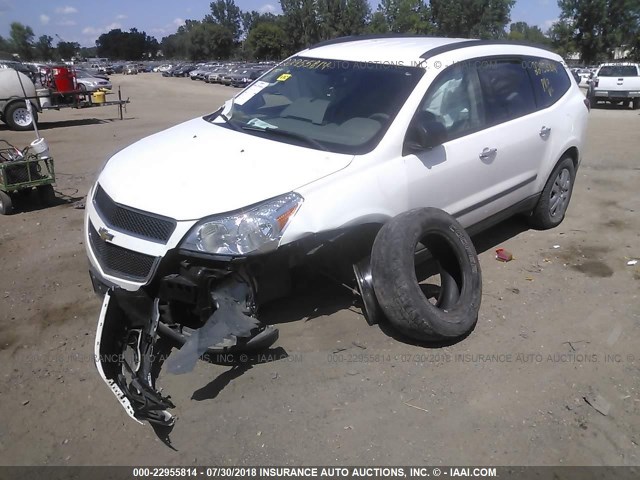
(528, 157), (575, 229)
(4, 102), (37, 131)
(0, 190), (13, 215)
(633, 98), (640, 110)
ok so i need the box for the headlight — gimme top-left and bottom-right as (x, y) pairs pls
(180, 192), (303, 256)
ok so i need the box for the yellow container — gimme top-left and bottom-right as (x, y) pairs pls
(92, 91), (105, 104)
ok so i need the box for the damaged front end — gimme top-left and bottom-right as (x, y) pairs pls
(94, 263), (279, 426)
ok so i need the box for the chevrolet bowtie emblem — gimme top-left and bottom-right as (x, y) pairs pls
(98, 226), (114, 242)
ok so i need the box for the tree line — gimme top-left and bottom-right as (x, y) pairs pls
(1, 0), (638, 64)
(161, 0), (519, 60)
(0, 22), (157, 61)
(0, 23), (82, 61)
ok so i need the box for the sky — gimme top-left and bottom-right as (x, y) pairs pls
(0, 0), (560, 48)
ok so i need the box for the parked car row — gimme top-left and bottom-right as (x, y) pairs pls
(569, 66), (599, 86)
(158, 61), (275, 88)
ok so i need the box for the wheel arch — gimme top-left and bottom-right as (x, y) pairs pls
(562, 146), (580, 171)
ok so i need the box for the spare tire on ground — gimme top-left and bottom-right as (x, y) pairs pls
(371, 207), (482, 342)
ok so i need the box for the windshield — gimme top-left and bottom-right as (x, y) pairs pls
(598, 65), (638, 77)
(212, 56), (424, 154)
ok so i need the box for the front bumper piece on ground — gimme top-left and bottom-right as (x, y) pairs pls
(94, 289), (176, 426)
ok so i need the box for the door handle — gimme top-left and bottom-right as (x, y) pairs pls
(479, 147), (497, 160)
(540, 126), (551, 138)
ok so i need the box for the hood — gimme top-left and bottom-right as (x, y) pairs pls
(98, 117), (353, 221)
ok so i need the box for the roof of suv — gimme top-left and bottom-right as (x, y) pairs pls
(302, 35), (559, 66)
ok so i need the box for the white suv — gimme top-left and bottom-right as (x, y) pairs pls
(86, 37), (589, 425)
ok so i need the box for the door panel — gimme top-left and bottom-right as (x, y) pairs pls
(401, 58), (547, 227)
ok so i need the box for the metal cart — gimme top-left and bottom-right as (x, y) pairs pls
(0, 140), (55, 215)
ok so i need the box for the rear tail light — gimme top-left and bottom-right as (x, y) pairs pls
(584, 98), (591, 111)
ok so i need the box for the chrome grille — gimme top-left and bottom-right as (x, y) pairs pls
(93, 184), (176, 243)
(88, 223), (157, 282)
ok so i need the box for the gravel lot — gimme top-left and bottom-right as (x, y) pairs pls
(0, 74), (639, 466)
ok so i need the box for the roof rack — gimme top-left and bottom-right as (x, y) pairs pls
(308, 35), (555, 60)
(309, 34), (440, 50)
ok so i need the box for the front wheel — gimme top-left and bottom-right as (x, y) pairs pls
(4, 102), (38, 131)
(528, 157), (576, 230)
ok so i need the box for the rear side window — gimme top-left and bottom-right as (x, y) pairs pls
(526, 57), (571, 109)
(477, 60), (536, 125)
(598, 65), (639, 77)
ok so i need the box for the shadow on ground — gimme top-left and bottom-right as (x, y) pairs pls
(261, 215), (532, 348)
(3, 186), (84, 214)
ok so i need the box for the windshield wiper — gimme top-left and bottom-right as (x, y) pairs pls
(241, 125), (328, 151)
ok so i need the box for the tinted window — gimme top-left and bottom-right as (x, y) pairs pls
(417, 63), (485, 141)
(526, 57), (571, 109)
(598, 65), (638, 77)
(477, 60), (536, 125)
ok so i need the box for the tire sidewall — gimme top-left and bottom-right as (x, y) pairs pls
(0, 190), (13, 215)
(535, 157), (576, 229)
(372, 208), (482, 340)
(5, 102), (36, 131)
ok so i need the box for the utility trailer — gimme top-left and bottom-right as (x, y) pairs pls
(0, 66), (130, 131)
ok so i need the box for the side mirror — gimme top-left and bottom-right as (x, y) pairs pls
(405, 111), (447, 153)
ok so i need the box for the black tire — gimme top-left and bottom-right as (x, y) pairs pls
(633, 98), (640, 110)
(0, 190), (13, 215)
(4, 101), (37, 131)
(371, 208), (482, 341)
(528, 157), (576, 230)
(38, 184), (56, 205)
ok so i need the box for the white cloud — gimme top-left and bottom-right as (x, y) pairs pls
(151, 27), (168, 35)
(56, 5), (77, 14)
(259, 3), (276, 13)
(57, 19), (76, 26)
(116, 14), (126, 20)
(82, 22), (122, 39)
(40, 13), (50, 25)
(173, 17), (185, 27)
(543, 18), (558, 30)
(82, 26), (99, 35)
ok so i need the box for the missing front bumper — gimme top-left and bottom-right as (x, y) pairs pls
(94, 269), (280, 426)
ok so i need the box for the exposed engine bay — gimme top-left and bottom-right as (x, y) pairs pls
(95, 266), (281, 426)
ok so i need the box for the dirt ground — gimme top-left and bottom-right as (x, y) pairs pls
(0, 74), (638, 466)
